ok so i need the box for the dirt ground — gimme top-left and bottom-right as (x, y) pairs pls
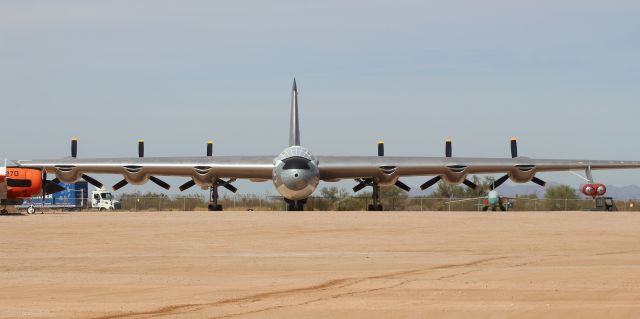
(1, 211), (639, 318)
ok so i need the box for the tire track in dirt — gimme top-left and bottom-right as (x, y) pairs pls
(593, 249), (640, 256)
(211, 279), (418, 319)
(92, 279), (352, 319)
(91, 256), (512, 319)
(212, 266), (501, 319)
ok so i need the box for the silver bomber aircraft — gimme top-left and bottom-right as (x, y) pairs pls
(15, 80), (640, 211)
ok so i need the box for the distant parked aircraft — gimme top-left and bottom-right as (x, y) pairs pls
(1, 160), (64, 214)
(449, 190), (513, 212)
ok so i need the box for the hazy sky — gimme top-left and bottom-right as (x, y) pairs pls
(1, 1), (639, 195)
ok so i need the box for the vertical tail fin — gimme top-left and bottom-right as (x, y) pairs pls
(289, 78), (301, 146)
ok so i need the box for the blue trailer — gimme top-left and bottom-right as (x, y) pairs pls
(17, 181), (89, 213)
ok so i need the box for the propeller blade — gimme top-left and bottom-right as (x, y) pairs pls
(510, 138), (518, 158)
(462, 179), (477, 190)
(491, 175), (510, 190)
(353, 181), (367, 193)
(445, 139), (452, 158)
(420, 176), (442, 191)
(179, 179), (196, 192)
(44, 181), (66, 195)
(149, 176), (171, 190)
(71, 138), (78, 158)
(531, 176), (547, 187)
(217, 179), (238, 193)
(52, 178), (60, 183)
(41, 170), (46, 201)
(207, 141), (213, 157)
(112, 179), (129, 191)
(81, 174), (103, 188)
(378, 141), (385, 157)
(138, 140), (144, 158)
(394, 180), (411, 192)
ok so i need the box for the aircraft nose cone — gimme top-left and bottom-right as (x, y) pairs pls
(282, 170), (308, 191)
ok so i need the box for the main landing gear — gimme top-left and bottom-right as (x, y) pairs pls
(206, 179), (238, 211)
(367, 180), (383, 211)
(208, 181), (223, 211)
(0, 201), (8, 215)
(285, 199), (306, 211)
(354, 179), (384, 211)
(482, 204), (507, 212)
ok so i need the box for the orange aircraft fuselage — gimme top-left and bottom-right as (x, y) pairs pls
(1, 167), (43, 199)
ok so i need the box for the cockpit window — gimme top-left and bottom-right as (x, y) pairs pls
(282, 157), (311, 170)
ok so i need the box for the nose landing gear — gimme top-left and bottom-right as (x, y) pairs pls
(285, 199), (306, 211)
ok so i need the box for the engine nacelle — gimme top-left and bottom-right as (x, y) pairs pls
(508, 165), (538, 183)
(375, 166), (400, 187)
(190, 166), (217, 188)
(441, 165), (469, 184)
(53, 165), (82, 184)
(581, 183), (606, 198)
(122, 166), (150, 185)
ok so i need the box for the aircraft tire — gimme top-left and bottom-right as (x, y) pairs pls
(27, 206), (36, 214)
(208, 204), (223, 211)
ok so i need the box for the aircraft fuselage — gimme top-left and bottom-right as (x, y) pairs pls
(272, 146), (320, 200)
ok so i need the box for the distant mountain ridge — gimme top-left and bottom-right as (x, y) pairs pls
(410, 183), (640, 200)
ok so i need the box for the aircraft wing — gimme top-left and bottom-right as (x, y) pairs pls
(15, 155), (640, 189)
(317, 156), (640, 180)
(15, 156), (275, 180)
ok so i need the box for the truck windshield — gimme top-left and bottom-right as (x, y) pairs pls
(101, 193), (113, 200)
